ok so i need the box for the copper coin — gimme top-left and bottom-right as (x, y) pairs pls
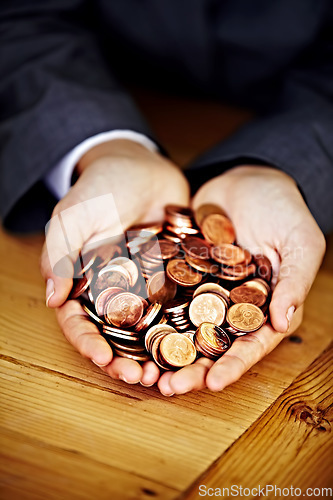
(165, 204), (193, 217)
(180, 236), (212, 260)
(185, 254), (220, 275)
(69, 268), (93, 299)
(145, 324), (177, 352)
(136, 257), (163, 271)
(74, 249), (97, 277)
(165, 227), (198, 239)
(196, 322), (230, 355)
(94, 243), (123, 269)
(134, 302), (163, 332)
(128, 221), (163, 235)
(108, 257), (139, 287)
(163, 299), (189, 314)
(222, 262), (256, 279)
(181, 330), (196, 342)
(215, 271), (244, 281)
(145, 239), (179, 261)
(126, 226), (162, 254)
(159, 333), (196, 367)
(244, 278), (270, 295)
(189, 293), (227, 327)
(193, 282), (230, 300)
(94, 267), (130, 295)
(227, 303), (264, 333)
(95, 287), (124, 317)
(150, 334), (169, 369)
(165, 205), (194, 225)
(87, 288), (95, 304)
(82, 303), (105, 325)
(194, 204), (228, 228)
(112, 348), (150, 362)
(253, 254), (272, 282)
(99, 263), (131, 280)
(164, 224), (199, 236)
(147, 271), (177, 304)
(161, 229), (182, 244)
(230, 285), (267, 307)
(139, 296), (149, 309)
(105, 292), (144, 328)
(211, 244), (251, 266)
(166, 259), (202, 287)
(109, 340), (146, 353)
(103, 325), (142, 342)
(201, 214), (236, 246)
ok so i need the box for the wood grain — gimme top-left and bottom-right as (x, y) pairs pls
(0, 92), (332, 499)
(183, 344), (333, 499)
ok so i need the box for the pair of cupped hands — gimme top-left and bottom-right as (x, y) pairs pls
(41, 139), (325, 396)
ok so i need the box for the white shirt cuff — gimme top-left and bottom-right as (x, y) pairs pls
(44, 130), (159, 200)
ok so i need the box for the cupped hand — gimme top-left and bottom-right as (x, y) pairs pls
(41, 139), (189, 383)
(157, 165), (325, 395)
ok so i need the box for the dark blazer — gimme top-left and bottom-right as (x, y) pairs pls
(1, 0), (332, 232)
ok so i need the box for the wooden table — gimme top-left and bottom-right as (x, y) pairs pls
(1, 92), (332, 499)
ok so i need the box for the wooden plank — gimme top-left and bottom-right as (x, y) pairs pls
(183, 344), (333, 499)
(0, 428), (178, 500)
(0, 357), (253, 492)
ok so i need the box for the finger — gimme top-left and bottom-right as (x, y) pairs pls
(206, 325), (285, 392)
(270, 225), (325, 332)
(56, 300), (113, 367)
(140, 361), (160, 387)
(41, 204), (85, 307)
(157, 371), (175, 396)
(168, 357), (214, 394)
(103, 357), (143, 384)
(41, 246), (74, 309)
(287, 303), (304, 334)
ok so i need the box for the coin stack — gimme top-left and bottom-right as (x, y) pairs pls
(145, 324), (197, 369)
(194, 323), (231, 359)
(163, 299), (191, 332)
(68, 204), (272, 369)
(162, 204), (199, 243)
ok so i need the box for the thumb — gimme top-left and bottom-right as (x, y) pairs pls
(269, 229), (325, 333)
(41, 209), (80, 308)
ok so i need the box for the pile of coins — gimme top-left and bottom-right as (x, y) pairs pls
(68, 204), (272, 369)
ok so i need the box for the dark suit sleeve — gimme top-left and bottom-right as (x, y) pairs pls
(186, 13), (333, 234)
(0, 0), (153, 231)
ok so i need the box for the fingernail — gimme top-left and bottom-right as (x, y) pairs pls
(161, 392), (175, 397)
(46, 279), (55, 307)
(92, 359), (109, 368)
(140, 381), (154, 387)
(119, 375), (140, 384)
(286, 306), (295, 331)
